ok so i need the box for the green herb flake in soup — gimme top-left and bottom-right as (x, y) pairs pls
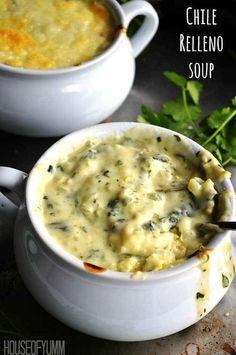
(41, 128), (231, 272)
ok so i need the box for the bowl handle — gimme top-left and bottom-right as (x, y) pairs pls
(0, 167), (27, 225)
(122, 0), (159, 58)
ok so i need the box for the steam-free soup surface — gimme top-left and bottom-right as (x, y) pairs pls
(41, 128), (229, 272)
(0, 0), (115, 69)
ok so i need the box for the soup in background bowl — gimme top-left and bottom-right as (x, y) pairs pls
(0, 0), (159, 136)
(0, 0), (116, 69)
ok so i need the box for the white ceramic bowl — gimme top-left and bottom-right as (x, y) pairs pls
(0, 1), (158, 137)
(0, 122), (235, 341)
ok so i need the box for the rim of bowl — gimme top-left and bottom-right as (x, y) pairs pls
(26, 122), (236, 282)
(0, 0), (126, 76)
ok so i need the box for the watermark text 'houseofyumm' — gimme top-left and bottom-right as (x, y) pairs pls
(3, 340), (65, 355)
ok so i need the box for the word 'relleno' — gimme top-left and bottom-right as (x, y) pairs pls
(180, 35), (223, 52)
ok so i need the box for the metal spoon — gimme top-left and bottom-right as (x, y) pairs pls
(198, 222), (236, 234)
(216, 221), (236, 230)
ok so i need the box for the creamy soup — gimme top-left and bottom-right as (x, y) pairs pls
(0, 0), (116, 69)
(40, 128), (230, 272)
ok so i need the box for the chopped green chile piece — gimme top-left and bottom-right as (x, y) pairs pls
(222, 274), (229, 288)
(48, 222), (70, 232)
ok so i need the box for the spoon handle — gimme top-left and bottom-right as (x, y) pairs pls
(217, 221), (236, 230)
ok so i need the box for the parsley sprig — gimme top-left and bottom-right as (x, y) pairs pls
(138, 71), (236, 166)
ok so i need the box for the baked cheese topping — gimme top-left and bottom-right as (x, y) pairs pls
(40, 128), (230, 272)
(0, 0), (115, 69)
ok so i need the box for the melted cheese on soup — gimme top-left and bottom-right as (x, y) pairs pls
(0, 0), (115, 69)
(41, 128), (230, 272)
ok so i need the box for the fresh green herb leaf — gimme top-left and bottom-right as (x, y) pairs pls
(137, 71), (236, 166)
(203, 107), (236, 148)
(140, 105), (170, 128)
(187, 80), (203, 105)
(163, 71), (187, 88)
(207, 108), (231, 129)
(215, 134), (228, 151)
(163, 99), (201, 122)
(141, 105), (159, 125)
(225, 121), (236, 155)
(169, 120), (195, 138)
(232, 97), (236, 107)
(137, 115), (148, 123)
(163, 100), (185, 121)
